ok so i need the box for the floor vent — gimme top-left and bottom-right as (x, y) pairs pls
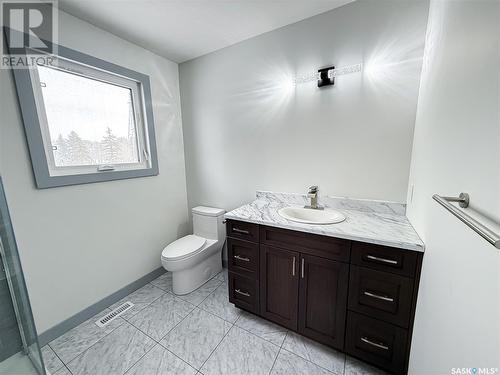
(95, 302), (134, 328)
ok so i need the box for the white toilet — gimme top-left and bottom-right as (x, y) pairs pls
(161, 206), (226, 295)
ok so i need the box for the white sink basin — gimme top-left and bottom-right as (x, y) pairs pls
(278, 206), (346, 225)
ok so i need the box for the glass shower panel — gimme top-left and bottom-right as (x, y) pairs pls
(0, 253), (23, 360)
(0, 177), (45, 375)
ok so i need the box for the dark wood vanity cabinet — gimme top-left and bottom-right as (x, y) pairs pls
(259, 245), (299, 330)
(226, 219), (423, 375)
(298, 254), (349, 349)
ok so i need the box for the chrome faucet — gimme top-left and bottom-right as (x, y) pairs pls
(305, 185), (322, 210)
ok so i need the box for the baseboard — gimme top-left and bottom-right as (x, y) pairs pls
(38, 267), (165, 346)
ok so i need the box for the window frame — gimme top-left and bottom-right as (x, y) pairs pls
(9, 38), (159, 188)
(30, 57), (150, 176)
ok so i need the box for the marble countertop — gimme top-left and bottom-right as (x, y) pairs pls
(224, 191), (424, 252)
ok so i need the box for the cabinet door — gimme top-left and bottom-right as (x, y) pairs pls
(228, 272), (259, 314)
(348, 266), (413, 328)
(227, 238), (259, 279)
(345, 312), (408, 375)
(260, 245), (299, 330)
(298, 254), (349, 350)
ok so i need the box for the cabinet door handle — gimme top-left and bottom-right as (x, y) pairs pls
(361, 337), (389, 350)
(301, 258), (305, 278)
(366, 255), (398, 265)
(292, 257), (296, 276)
(235, 289), (250, 297)
(233, 228), (250, 235)
(363, 291), (394, 302)
(234, 255), (250, 262)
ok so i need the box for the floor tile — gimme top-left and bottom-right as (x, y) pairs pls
(109, 284), (165, 320)
(128, 292), (195, 341)
(160, 308), (232, 369)
(67, 322), (155, 375)
(41, 345), (64, 374)
(215, 268), (228, 283)
(199, 282), (242, 323)
(177, 278), (222, 306)
(271, 349), (333, 375)
(126, 344), (197, 375)
(0, 352), (39, 375)
(49, 309), (124, 364)
(200, 325), (279, 375)
(235, 311), (287, 346)
(54, 366), (72, 375)
(345, 356), (388, 375)
(150, 272), (173, 293)
(282, 331), (345, 374)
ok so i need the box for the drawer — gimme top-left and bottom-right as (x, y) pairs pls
(260, 225), (351, 262)
(351, 242), (418, 277)
(348, 266), (413, 328)
(346, 312), (408, 375)
(227, 238), (259, 278)
(228, 272), (259, 314)
(227, 220), (259, 243)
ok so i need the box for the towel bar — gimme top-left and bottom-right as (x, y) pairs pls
(433, 193), (500, 249)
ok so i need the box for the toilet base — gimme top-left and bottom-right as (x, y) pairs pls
(171, 251), (222, 295)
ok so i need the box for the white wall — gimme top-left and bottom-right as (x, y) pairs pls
(407, 1), (500, 373)
(179, 0), (429, 213)
(0, 11), (189, 333)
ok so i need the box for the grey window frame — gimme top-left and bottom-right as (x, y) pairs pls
(8, 34), (159, 189)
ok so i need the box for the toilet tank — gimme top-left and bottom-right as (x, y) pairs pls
(192, 206), (226, 241)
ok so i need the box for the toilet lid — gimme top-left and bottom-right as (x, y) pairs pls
(161, 235), (206, 261)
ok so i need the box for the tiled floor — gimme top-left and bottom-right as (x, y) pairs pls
(0, 352), (40, 375)
(42, 269), (387, 375)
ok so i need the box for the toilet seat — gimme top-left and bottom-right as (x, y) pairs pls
(161, 235), (206, 261)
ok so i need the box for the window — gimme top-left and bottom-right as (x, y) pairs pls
(32, 58), (149, 175)
(11, 44), (158, 188)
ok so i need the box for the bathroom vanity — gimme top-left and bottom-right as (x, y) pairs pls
(225, 192), (424, 375)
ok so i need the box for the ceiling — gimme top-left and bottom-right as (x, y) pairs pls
(58, 0), (353, 63)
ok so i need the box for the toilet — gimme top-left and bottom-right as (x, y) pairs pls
(161, 206), (226, 295)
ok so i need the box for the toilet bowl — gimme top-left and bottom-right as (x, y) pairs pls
(161, 206), (225, 295)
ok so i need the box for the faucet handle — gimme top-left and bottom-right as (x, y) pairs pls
(308, 185), (318, 194)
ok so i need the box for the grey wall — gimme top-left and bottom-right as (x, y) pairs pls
(406, 0), (500, 372)
(180, 0), (429, 214)
(0, 11), (189, 333)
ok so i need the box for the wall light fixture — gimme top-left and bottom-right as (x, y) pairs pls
(294, 63), (362, 86)
(318, 66), (335, 87)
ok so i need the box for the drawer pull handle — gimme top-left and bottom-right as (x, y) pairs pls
(301, 258), (305, 279)
(361, 337), (389, 351)
(292, 256), (296, 276)
(235, 289), (250, 297)
(364, 291), (394, 302)
(234, 255), (250, 262)
(366, 255), (398, 265)
(233, 228), (250, 235)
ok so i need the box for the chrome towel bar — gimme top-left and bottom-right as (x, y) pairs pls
(433, 193), (500, 249)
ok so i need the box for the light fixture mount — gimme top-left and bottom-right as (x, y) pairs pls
(318, 66), (335, 87)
